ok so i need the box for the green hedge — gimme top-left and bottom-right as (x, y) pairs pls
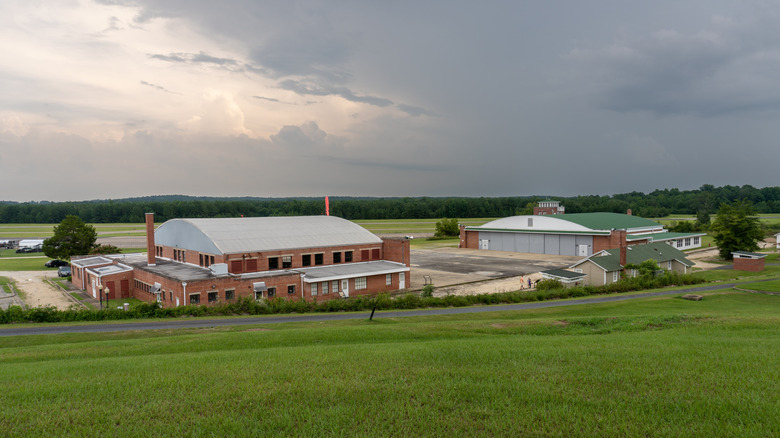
(0, 272), (705, 324)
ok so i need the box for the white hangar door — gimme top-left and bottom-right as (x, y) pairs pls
(479, 239), (489, 250)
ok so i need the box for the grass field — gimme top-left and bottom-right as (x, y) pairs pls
(0, 291), (778, 437)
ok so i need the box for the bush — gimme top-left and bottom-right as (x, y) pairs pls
(535, 279), (563, 291)
(434, 218), (460, 238)
(421, 284), (434, 297)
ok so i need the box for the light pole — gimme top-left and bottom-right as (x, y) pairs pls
(98, 285), (104, 310)
(104, 287), (110, 308)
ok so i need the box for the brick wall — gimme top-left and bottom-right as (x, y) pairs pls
(733, 257), (765, 272)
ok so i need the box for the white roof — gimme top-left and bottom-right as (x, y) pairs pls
(154, 216), (382, 255)
(475, 216), (594, 232)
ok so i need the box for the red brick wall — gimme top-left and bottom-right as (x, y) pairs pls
(461, 228), (479, 249)
(593, 230), (628, 253)
(382, 238), (411, 266)
(733, 257), (765, 272)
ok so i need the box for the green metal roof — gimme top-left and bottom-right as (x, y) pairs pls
(555, 213), (661, 230)
(573, 241), (693, 272)
(542, 269), (586, 280)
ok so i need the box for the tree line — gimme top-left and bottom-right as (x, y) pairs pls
(1, 184), (779, 223)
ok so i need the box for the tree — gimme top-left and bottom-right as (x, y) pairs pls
(434, 218), (460, 238)
(42, 215), (97, 260)
(709, 201), (764, 260)
(89, 244), (122, 255)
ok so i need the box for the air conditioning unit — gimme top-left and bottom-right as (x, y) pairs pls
(209, 263), (228, 276)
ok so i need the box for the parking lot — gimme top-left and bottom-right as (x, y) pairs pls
(408, 247), (581, 290)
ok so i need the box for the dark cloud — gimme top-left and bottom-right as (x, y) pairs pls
(140, 81), (180, 95)
(572, 16), (780, 117)
(278, 79), (393, 107)
(252, 96), (280, 103)
(396, 104), (436, 117)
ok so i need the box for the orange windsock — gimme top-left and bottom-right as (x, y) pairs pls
(325, 196), (330, 216)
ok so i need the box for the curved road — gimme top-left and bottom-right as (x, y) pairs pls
(3, 280), (775, 337)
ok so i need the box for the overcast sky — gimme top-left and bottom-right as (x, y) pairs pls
(2, 1), (779, 202)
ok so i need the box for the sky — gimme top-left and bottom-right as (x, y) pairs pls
(2, 0), (780, 202)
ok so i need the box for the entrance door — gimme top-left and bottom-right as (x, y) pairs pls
(577, 245), (588, 256)
(399, 272), (405, 289)
(341, 279), (349, 297)
(479, 239), (489, 250)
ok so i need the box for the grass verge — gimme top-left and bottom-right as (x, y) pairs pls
(0, 292), (777, 437)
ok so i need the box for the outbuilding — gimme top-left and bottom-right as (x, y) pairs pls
(731, 251), (767, 272)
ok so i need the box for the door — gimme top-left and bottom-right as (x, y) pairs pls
(399, 272), (405, 289)
(578, 245), (588, 257)
(341, 279), (349, 297)
(479, 239), (489, 250)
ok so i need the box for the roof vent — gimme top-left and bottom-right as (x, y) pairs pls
(210, 263), (228, 276)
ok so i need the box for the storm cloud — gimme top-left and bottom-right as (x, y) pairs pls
(1, 0), (778, 202)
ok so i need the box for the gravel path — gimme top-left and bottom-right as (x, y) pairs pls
(1, 271), (74, 310)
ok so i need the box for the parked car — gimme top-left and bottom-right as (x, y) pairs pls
(45, 260), (69, 268)
(57, 266), (71, 277)
(15, 247), (34, 253)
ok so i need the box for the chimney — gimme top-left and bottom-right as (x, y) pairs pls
(620, 246), (627, 267)
(146, 213), (156, 267)
(627, 209), (632, 216)
(616, 229), (627, 266)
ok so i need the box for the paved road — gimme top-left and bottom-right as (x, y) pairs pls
(2, 281), (771, 337)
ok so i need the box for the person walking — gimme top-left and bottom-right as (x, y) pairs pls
(519, 276), (525, 289)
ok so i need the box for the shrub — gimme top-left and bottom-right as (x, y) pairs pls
(535, 279), (563, 291)
(421, 284), (434, 297)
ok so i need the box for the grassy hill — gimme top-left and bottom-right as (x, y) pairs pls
(1, 290), (778, 437)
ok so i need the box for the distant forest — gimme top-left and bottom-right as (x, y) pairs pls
(1, 185), (779, 223)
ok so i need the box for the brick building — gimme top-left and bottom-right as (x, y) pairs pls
(71, 214), (410, 307)
(460, 209), (704, 257)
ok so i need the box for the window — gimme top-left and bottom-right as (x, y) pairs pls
(314, 253), (324, 265)
(225, 289), (235, 300)
(684, 238), (691, 246)
(246, 259), (258, 271)
(182, 251), (186, 263)
(573, 268), (583, 273)
(210, 256), (215, 266)
(199, 254), (204, 266)
(668, 261), (672, 270)
(268, 287), (276, 297)
(169, 291), (172, 301)
(345, 251), (353, 262)
(268, 257), (279, 270)
(371, 248), (380, 260)
(302, 254), (311, 267)
(612, 271), (619, 282)
(386, 274), (392, 285)
(693, 236), (700, 245)
(355, 277), (367, 290)
(190, 294), (200, 305)
(208, 291), (218, 303)
(311, 283), (318, 296)
(255, 290), (263, 300)
(282, 255), (292, 269)
(333, 252), (342, 263)
(332, 281), (339, 294)
(322, 282), (329, 295)
(528, 218), (533, 227)
(361, 249), (369, 260)
(287, 285), (296, 295)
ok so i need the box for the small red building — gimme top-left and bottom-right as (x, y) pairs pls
(731, 251), (766, 272)
(71, 214), (410, 307)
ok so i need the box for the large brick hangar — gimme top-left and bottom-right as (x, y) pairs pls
(71, 214), (411, 307)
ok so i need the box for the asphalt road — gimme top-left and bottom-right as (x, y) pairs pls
(0, 281), (763, 337)
(410, 249), (576, 278)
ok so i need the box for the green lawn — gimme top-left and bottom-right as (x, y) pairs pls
(0, 256), (52, 271)
(0, 292), (778, 437)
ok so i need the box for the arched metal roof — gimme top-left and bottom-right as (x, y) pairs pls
(154, 216), (382, 255)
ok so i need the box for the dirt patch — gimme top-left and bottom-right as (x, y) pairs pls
(432, 273), (543, 297)
(0, 271), (75, 310)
